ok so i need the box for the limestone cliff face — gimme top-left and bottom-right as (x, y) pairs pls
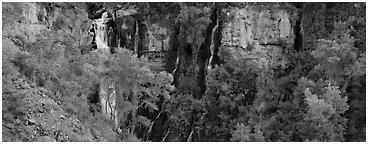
(221, 5), (295, 61)
(133, 4), (297, 98)
(144, 22), (171, 72)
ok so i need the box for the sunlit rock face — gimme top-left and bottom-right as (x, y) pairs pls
(221, 5), (295, 61)
(3, 2), (91, 45)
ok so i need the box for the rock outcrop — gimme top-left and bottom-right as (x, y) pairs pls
(2, 2), (92, 55)
(221, 5), (295, 61)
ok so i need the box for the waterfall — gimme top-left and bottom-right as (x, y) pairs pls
(134, 19), (139, 55)
(93, 12), (112, 54)
(93, 12), (118, 129)
(208, 11), (219, 70)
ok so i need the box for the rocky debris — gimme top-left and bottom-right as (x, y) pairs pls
(37, 136), (56, 142)
(2, 75), (96, 142)
(27, 118), (36, 125)
(1, 4), (95, 140)
(60, 115), (67, 120)
(2, 38), (21, 60)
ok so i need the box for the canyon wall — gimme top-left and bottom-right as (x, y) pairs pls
(3, 2), (298, 139)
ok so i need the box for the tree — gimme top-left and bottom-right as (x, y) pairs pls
(84, 48), (174, 141)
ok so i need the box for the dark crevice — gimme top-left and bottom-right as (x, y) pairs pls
(294, 9), (303, 52)
(87, 83), (101, 115)
(134, 14), (149, 55)
(172, 24), (183, 86)
(197, 4), (219, 97)
(183, 44), (193, 71)
(108, 19), (117, 53)
(165, 25), (180, 74)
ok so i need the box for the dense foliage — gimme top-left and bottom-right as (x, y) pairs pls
(2, 2), (365, 142)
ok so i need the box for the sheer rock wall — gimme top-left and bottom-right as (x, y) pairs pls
(221, 5), (295, 61)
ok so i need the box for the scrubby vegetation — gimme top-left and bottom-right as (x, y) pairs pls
(2, 2), (365, 142)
